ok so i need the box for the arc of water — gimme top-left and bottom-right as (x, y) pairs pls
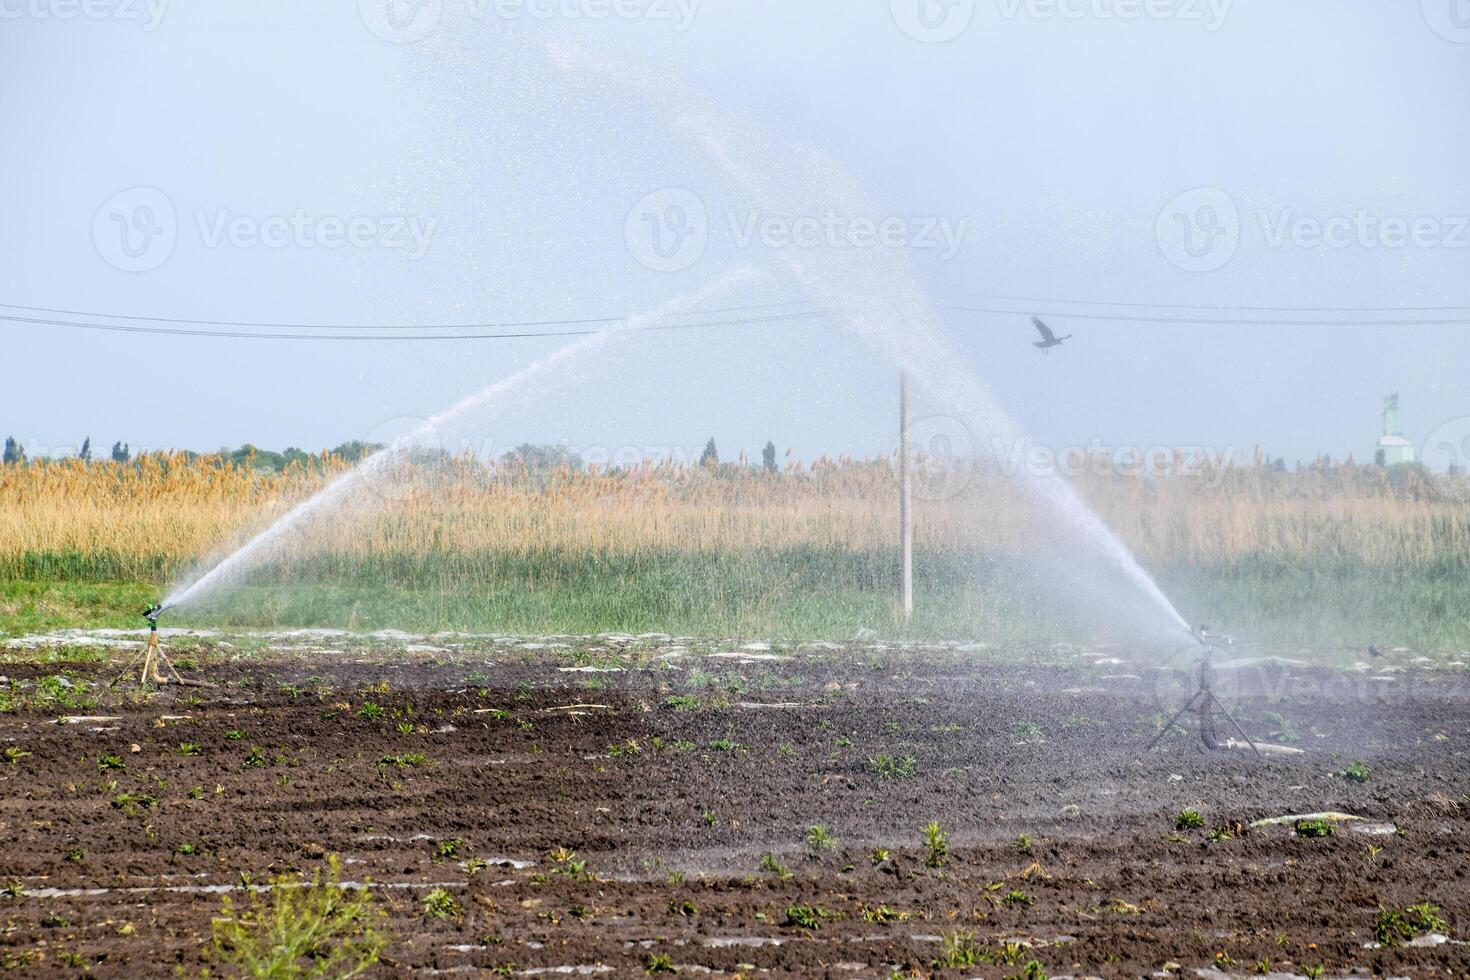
(162, 268), (764, 612)
(545, 42), (1192, 641)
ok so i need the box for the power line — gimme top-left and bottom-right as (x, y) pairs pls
(0, 299), (812, 332)
(0, 308), (828, 341)
(940, 304), (1470, 327)
(7, 293), (1470, 343)
(944, 291), (1470, 314)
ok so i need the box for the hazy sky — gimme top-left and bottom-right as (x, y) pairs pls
(4, 0), (1469, 470)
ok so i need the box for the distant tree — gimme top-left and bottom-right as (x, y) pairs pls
(330, 440), (384, 463)
(762, 441), (778, 474)
(2, 437), (24, 465)
(700, 438), (719, 468)
(231, 445), (290, 471)
(500, 443), (584, 474)
(79, 437), (92, 462)
(282, 447), (310, 467)
(111, 441), (130, 463)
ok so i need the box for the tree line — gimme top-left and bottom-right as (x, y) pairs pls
(0, 437), (785, 474)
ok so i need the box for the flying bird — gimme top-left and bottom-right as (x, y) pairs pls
(1031, 315), (1072, 352)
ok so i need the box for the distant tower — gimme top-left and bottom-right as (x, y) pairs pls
(1375, 394), (1415, 467)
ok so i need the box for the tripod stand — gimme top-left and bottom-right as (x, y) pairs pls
(1146, 649), (1260, 758)
(112, 606), (212, 689)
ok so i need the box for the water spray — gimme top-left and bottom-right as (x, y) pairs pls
(160, 271), (762, 614)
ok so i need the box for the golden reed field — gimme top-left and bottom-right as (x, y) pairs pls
(3, 449), (1467, 581)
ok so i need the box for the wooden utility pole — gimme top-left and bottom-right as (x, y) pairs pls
(899, 370), (913, 620)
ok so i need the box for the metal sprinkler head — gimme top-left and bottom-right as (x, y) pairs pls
(143, 604), (164, 628)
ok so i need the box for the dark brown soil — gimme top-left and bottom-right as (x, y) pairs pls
(2, 639), (1468, 978)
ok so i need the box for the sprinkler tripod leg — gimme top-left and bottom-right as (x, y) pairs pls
(1146, 692), (1203, 752)
(1146, 689), (1263, 759)
(110, 625), (216, 690)
(1207, 692), (1262, 759)
(142, 631), (175, 685)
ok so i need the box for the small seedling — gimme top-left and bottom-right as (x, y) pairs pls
(1174, 809), (1205, 830)
(177, 743), (201, 757)
(644, 953), (677, 974)
(423, 888), (462, 920)
(176, 842), (200, 856)
(1208, 821), (1245, 843)
(1003, 889), (1033, 908)
(98, 755), (125, 771)
(224, 730), (244, 740)
(1302, 966), (1324, 979)
(1374, 902), (1447, 947)
(111, 792), (157, 816)
(210, 856), (387, 975)
(65, 849), (84, 863)
(548, 848), (591, 880)
(862, 905), (908, 923)
(1006, 963), (1048, 980)
(1337, 761), (1371, 783)
(805, 825), (835, 852)
(1295, 818), (1334, 839)
(1013, 834), (1033, 853)
(784, 905), (838, 930)
(1010, 720), (1046, 744)
(668, 899), (697, 917)
(701, 811), (717, 827)
(436, 839), (461, 860)
(933, 930), (985, 968)
(870, 847), (891, 865)
(244, 746), (265, 768)
(759, 852), (793, 880)
(922, 821), (949, 868)
(870, 753), (916, 780)
(3, 747), (30, 765)
(357, 702), (386, 720)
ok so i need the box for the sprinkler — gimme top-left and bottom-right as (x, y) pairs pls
(132, 603), (176, 687)
(1146, 624), (1260, 758)
(113, 603), (209, 689)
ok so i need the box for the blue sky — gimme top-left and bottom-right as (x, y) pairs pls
(4, 0), (1469, 469)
